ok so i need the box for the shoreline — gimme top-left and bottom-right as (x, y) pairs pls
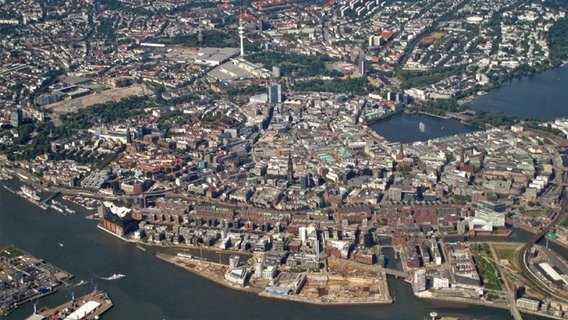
(2, 184), (48, 211)
(413, 110), (451, 120)
(95, 226), (548, 310)
(96, 224), (253, 258)
(37, 290), (113, 320)
(157, 252), (393, 306)
(258, 290), (393, 305)
(363, 109), (404, 126)
(102, 226), (394, 306)
(155, 253), (262, 295)
(0, 245), (74, 317)
(417, 294), (565, 320)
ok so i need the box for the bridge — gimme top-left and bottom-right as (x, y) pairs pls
(42, 191), (60, 204)
(382, 268), (408, 279)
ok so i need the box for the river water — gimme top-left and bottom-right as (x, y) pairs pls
(6, 66), (568, 320)
(1, 184), (533, 320)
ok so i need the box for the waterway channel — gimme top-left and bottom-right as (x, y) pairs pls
(0, 183), (545, 320)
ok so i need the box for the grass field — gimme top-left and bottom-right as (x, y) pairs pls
(494, 245), (518, 264)
(474, 255), (502, 291)
(432, 32), (445, 40)
(89, 84), (109, 92)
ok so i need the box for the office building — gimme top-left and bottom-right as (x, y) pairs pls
(268, 83), (282, 104)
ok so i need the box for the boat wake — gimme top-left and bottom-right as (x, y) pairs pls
(98, 273), (126, 280)
(73, 280), (88, 287)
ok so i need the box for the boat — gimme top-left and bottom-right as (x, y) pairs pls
(20, 185), (41, 202)
(64, 206), (75, 214)
(101, 273), (125, 280)
(74, 280), (88, 287)
(50, 204), (64, 213)
(58, 243), (64, 247)
(419, 121), (426, 132)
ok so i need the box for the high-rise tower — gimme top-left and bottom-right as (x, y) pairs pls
(268, 83), (282, 104)
(238, 15), (245, 56)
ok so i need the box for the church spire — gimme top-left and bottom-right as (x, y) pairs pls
(287, 151), (294, 183)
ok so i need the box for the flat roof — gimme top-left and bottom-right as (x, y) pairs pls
(539, 262), (563, 281)
(64, 300), (101, 320)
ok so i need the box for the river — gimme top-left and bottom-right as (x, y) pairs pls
(1, 183), (542, 320)
(6, 66), (568, 320)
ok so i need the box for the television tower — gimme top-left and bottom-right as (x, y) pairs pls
(238, 14), (245, 56)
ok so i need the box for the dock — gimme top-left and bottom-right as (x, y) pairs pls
(42, 191), (60, 204)
(0, 245), (73, 317)
(3, 185), (48, 210)
(33, 290), (113, 320)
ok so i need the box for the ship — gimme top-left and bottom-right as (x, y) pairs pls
(50, 203), (64, 213)
(101, 273), (126, 280)
(19, 185), (41, 202)
(64, 206), (76, 214)
(419, 121), (426, 132)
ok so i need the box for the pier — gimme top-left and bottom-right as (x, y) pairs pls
(33, 290), (113, 320)
(42, 191), (60, 204)
(2, 185), (47, 210)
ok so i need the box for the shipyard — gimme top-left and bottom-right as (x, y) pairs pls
(26, 290), (113, 320)
(0, 246), (73, 316)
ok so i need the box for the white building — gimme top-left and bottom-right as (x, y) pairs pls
(469, 208), (505, 231)
(414, 269), (426, 292)
(516, 298), (540, 311)
(432, 277), (450, 289)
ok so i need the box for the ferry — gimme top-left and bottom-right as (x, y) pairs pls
(100, 273), (126, 280)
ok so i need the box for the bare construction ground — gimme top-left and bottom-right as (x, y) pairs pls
(45, 84), (151, 125)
